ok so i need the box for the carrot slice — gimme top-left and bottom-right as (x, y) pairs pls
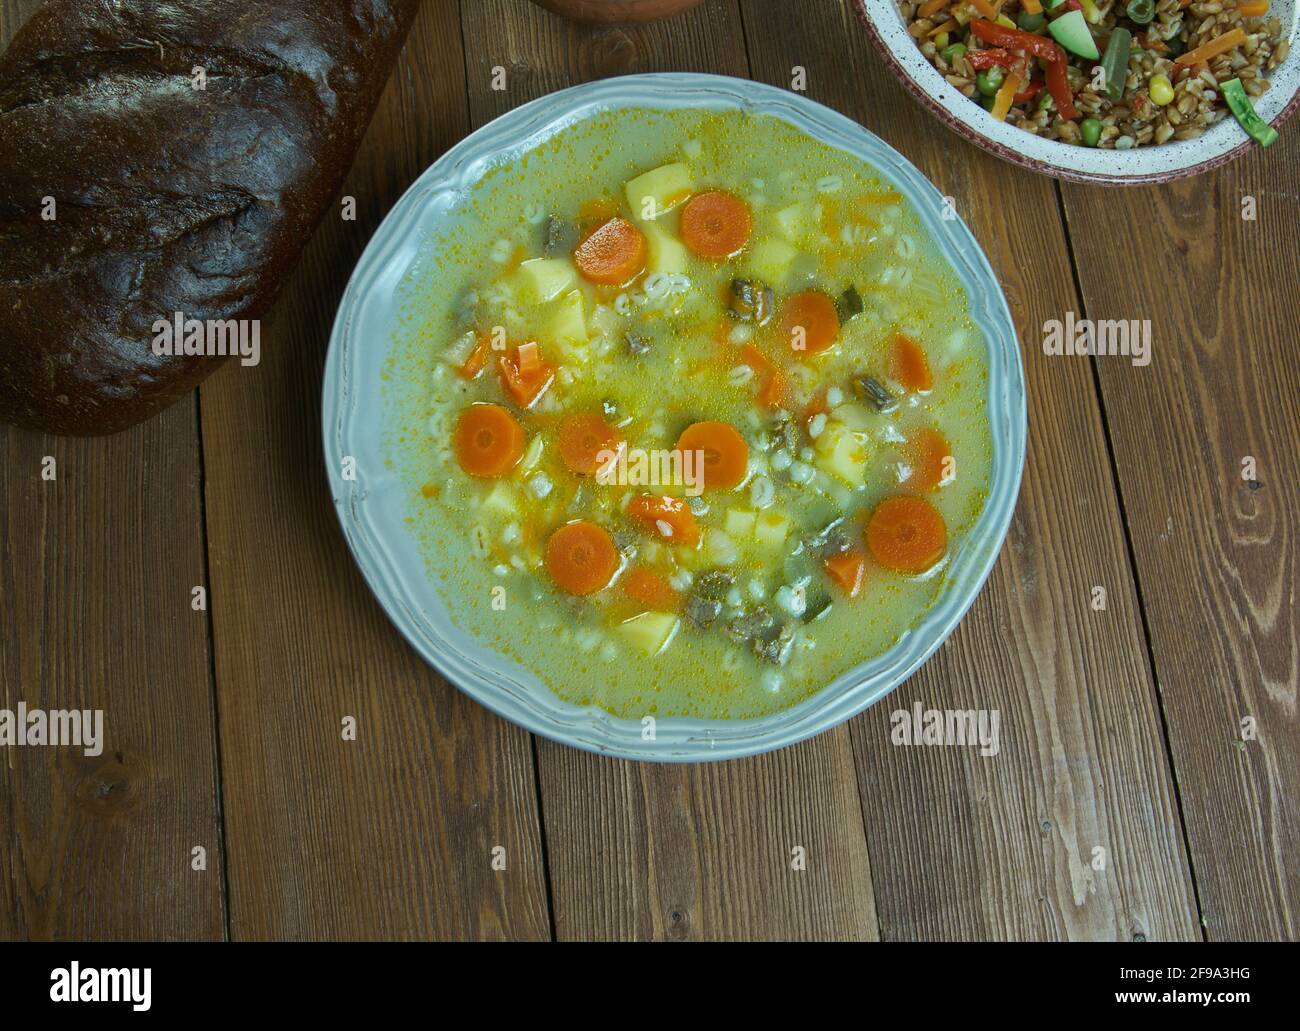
(824, 551), (867, 598)
(558, 412), (624, 475)
(573, 216), (647, 285)
(1020, 0), (1043, 12)
(453, 403), (526, 478)
(498, 343), (554, 408)
(680, 190), (752, 259)
(545, 521), (619, 596)
(969, 0), (998, 17)
(622, 567), (681, 612)
(866, 496), (947, 574)
(902, 427), (953, 493)
(1174, 27), (1246, 66)
(457, 333), (492, 380)
(627, 494), (700, 546)
(779, 291), (840, 355)
(1237, 0), (1269, 14)
(918, 0), (950, 16)
(893, 334), (933, 392)
(740, 343), (787, 407)
(676, 421), (749, 490)
(990, 68), (1022, 122)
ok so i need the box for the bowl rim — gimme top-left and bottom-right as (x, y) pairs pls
(321, 72), (1027, 762)
(851, 0), (1300, 185)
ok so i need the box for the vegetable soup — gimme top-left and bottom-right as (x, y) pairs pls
(385, 107), (992, 720)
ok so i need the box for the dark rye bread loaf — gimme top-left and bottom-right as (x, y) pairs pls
(0, 0), (419, 435)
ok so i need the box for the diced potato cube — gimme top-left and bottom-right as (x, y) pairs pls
(481, 483), (518, 517)
(723, 508), (758, 539)
(616, 611), (679, 656)
(754, 510), (790, 550)
(514, 257), (575, 302)
(546, 290), (588, 343)
(829, 402), (875, 431)
(625, 162), (694, 221)
(815, 424), (872, 485)
(642, 218), (690, 275)
(745, 237), (798, 285)
(774, 201), (813, 242)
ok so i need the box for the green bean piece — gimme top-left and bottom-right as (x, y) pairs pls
(1125, 0), (1155, 24)
(1101, 27), (1132, 102)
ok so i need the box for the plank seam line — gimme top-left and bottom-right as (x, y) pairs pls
(194, 387), (234, 942)
(1051, 179), (1208, 942)
(738, 0), (883, 940)
(456, 0), (557, 942)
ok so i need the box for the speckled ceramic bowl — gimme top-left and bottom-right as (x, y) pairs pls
(322, 73), (1026, 762)
(853, 0), (1300, 184)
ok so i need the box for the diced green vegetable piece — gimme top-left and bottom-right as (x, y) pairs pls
(1047, 9), (1099, 60)
(546, 289), (588, 343)
(1222, 78), (1279, 147)
(515, 257), (575, 302)
(1042, 0), (1065, 8)
(616, 612), (679, 655)
(940, 42), (967, 64)
(1080, 117), (1103, 147)
(641, 218), (690, 275)
(1100, 27), (1131, 102)
(976, 66), (1005, 97)
(1017, 11), (1045, 31)
(745, 237), (799, 285)
(625, 162), (694, 221)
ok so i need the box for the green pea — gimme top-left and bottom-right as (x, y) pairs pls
(940, 42), (967, 64)
(976, 66), (1005, 97)
(1080, 118), (1103, 147)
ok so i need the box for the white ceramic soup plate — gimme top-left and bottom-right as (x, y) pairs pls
(322, 73), (1026, 762)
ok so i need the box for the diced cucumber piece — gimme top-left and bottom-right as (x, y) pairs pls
(754, 510), (790, 550)
(745, 237), (798, 285)
(514, 257), (575, 302)
(546, 290), (588, 343)
(625, 162), (694, 221)
(723, 508), (758, 539)
(616, 611), (679, 655)
(642, 218), (690, 275)
(1047, 10), (1099, 60)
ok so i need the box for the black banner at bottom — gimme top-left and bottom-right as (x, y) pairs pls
(0, 943), (1287, 1017)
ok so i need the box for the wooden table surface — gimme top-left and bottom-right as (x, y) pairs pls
(1, 0), (1296, 942)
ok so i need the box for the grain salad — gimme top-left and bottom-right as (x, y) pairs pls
(901, 0), (1289, 148)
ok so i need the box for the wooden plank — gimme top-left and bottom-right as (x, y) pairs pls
(0, 0), (225, 941)
(198, 0), (550, 940)
(461, 0), (878, 941)
(739, 0), (1199, 939)
(1061, 141), (1300, 938)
